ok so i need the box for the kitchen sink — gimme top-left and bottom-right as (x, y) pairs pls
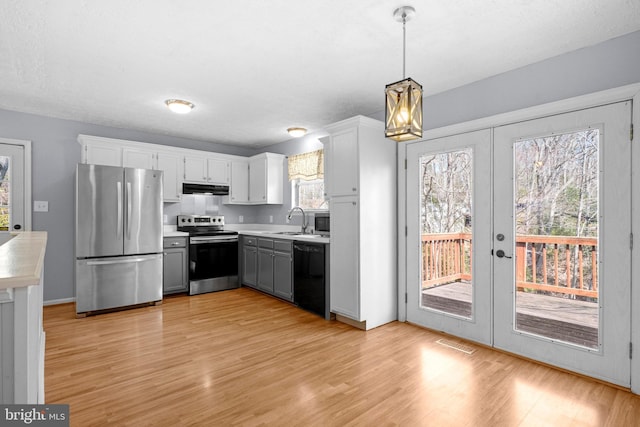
(272, 231), (324, 238)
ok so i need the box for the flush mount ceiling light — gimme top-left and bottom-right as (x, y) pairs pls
(384, 6), (423, 142)
(287, 127), (307, 138)
(165, 99), (194, 114)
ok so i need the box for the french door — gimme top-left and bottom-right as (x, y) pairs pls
(406, 101), (632, 386)
(406, 129), (492, 345)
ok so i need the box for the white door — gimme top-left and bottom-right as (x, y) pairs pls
(493, 102), (632, 386)
(406, 129), (493, 345)
(406, 102), (632, 386)
(0, 142), (25, 237)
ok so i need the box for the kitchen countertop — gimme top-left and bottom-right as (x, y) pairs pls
(163, 231), (189, 237)
(0, 232), (48, 289)
(237, 230), (329, 244)
(162, 225), (189, 237)
(163, 224), (329, 243)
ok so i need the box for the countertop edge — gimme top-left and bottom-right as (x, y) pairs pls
(237, 230), (330, 244)
(163, 231), (189, 237)
(0, 231), (48, 290)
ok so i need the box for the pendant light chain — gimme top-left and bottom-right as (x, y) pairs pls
(402, 14), (407, 79)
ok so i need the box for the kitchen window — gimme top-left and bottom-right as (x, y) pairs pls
(288, 149), (327, 210)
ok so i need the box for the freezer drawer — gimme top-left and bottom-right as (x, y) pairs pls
(76, 254), (163, 313)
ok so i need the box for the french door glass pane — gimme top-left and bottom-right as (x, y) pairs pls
(0, 156), (10, 231)
(513, 129), (599, 349)
(420, 148), (473, 318)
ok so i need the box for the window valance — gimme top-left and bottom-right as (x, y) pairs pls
(287, 149), (324, 181)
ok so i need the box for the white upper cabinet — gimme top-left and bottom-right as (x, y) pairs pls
(156, 153), (182, 202)
(249, 156), (267, 202)
(183, 156), (208, 183)
(207, 158), (230, 185)
(227, 160), (249, 203)
(326, 128), (359, 197)
(123, 148), (155, 170)
(249, 153), (284, 204)
(184, 156), (230, 185)
(83, 143), (122, 167)
(78, 134), (282, 205)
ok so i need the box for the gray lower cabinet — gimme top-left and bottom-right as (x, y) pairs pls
(242, 237), (258, 287)
(163, 236), (188, 294)
(257, 242), (275, 293)
(241, 236), (293, 302)
(273, 249), (293, 301)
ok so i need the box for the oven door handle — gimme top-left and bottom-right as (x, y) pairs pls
(190, 237), (238, 244)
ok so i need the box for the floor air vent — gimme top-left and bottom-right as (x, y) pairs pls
(436, 338), (476, 355)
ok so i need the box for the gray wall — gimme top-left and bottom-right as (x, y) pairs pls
(1, 30), (638, 303)
(0, 110), (255, 302)
(371, 30), (640, 130)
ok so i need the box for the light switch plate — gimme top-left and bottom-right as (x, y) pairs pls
(34, 201), (49, 212)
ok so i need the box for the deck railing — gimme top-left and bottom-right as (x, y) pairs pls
(422, 233), (598, 298)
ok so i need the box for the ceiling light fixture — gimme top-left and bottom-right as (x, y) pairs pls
(384, 6), (423, 142)
(287, 127), (307, 138)
(165, 99), (194, 114)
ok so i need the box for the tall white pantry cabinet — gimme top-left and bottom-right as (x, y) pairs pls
(323, 116), (397, 330)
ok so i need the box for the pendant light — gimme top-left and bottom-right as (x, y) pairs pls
(384, 6), (423, 142)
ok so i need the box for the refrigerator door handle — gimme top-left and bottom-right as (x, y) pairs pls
(116, 181), (123, 238)
(86, 256), (157, 266)
(126, 181), (132, 240)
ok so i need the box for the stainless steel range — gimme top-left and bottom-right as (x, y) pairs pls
(177, 214), (239, 295)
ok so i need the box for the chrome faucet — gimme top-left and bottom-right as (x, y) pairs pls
(287, 206), (308, 234)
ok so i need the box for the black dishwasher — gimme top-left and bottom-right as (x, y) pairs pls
(293, 242), (327, 319)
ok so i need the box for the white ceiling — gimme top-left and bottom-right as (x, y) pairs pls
(1, 1), (639, 148)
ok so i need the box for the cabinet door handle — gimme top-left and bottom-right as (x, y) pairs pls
(352, 187), (357, 191)
(171, 242), (181, 246)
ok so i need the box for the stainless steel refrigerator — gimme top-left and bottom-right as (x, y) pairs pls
(75, 164), (163, 314)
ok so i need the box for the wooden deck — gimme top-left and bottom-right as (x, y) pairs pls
(422, 281), (599, 348)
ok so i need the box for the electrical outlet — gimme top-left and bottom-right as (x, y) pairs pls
(269, 215), (273, 223)
(239, 215), (244, 223)
(34, 201), (49, 212)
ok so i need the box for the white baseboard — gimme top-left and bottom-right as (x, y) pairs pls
(43, 297), (75, 306)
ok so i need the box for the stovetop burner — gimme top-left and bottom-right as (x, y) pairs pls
(177, 214), (237, 236)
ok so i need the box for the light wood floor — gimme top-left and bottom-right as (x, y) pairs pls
(44, 287), (640, 426)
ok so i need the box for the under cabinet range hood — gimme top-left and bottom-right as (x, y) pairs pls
(182, 183), (229, 195)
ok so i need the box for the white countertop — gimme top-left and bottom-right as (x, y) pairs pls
(237, 230), (329, 244)
(163, 225), (188, 237)
(163, 224), (329, 243)
(0, 232), (48, 289)
(164, 231), (189, 237)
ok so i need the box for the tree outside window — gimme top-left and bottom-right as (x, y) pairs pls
(288, 149), (327, 210)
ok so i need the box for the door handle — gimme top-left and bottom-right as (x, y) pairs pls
(116, 181), (122, 237)
(495, 249), (512, 259)
(126, 181), (132, 239)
